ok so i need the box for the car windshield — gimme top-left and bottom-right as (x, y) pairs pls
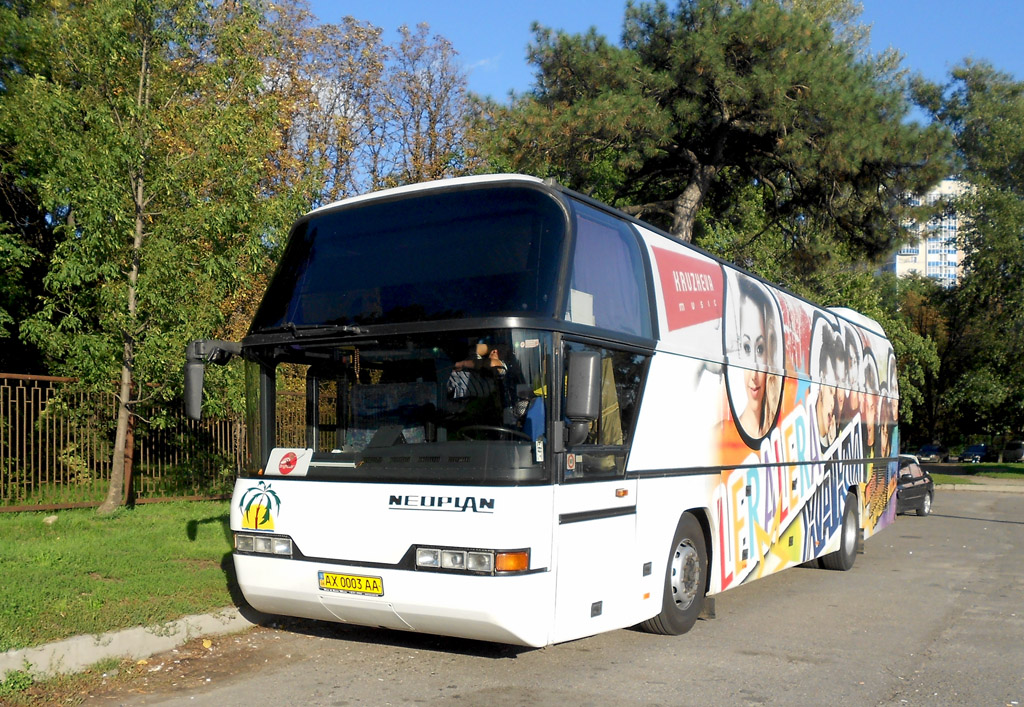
(245, 329), (553, 484)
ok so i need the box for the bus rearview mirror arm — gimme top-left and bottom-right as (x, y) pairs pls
(564, 350), (601, 448)
(184, 339), (241, 421)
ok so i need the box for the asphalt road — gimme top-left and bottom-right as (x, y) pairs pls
(90, 490), (1024, 706)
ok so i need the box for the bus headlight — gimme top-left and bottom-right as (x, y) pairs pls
(441, 550), (466, 569)
(414, 546), (526, 574)
(235, 532), (293, 557)
(416, 547), (440, 567)
(466, 552), (493, 573)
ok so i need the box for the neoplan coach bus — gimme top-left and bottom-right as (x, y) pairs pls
(185, 174), (899, 647)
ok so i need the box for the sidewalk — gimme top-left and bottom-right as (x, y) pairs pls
(928, 464), (1024, 495)
(2, 474), (1022, 681)
(0, 606), (270, 679)
(938, 476), (1024, 494)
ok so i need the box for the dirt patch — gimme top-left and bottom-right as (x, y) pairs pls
(20, 626), (285, 705)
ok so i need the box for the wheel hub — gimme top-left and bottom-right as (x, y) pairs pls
(670, 539), (700, 610)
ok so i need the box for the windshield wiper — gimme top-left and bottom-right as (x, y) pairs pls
(291, 323), (364, 338)
(260, 322), (365, 338)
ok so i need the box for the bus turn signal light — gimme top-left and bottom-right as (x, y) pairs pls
(496, 551), (529, 572)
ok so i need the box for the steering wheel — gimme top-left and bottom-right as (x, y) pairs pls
(456, 425), (531, 442)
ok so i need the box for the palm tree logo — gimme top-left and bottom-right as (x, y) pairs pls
(239, 481), (281, 531)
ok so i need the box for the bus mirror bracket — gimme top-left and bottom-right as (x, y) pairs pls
(565, 350), (601, 447)
(185, 339), (241, 421)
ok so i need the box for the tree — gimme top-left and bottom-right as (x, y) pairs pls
(2, 0), (306, 513)
(263, 7), (476, 208)
(914, 62), (1024, 441)
(0, 1), (477, 512)
(385, 23), (475, 186)
(0, 0), (58, 373)
(210, 6), (476, 337)
(478, 0), (946, 262)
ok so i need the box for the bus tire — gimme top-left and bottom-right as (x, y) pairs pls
(641, 513), (707, 635)
(820, 491), (857, 571)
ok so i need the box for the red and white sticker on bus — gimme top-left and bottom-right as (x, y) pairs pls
(265, 448), (311, 477)
(651, 245), (723, 331)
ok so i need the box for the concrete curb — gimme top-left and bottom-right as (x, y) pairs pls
(0, 606), (269, 679)
(939, 483), (1024, 494)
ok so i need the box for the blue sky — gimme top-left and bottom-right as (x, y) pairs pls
(311, 1), (1023, 100)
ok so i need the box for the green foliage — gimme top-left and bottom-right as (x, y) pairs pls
(478, 0), (947, 253)
(0, 502), (233, 653)
(0, 224), (37, 339)
(0, 1), (312, 509)
(0, 666), (34, 698)
(0, 1), (55, 372)
(911, 62), (1024, 442)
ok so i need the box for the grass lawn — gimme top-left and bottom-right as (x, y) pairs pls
(931, 473), (974, 485)
(0, 501), (235, 655)
(932, 463), (1024, 484)
(971, 463), (1024, 479)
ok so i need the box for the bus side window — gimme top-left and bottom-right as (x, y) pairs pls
(566, 202), (652, 339)
(564, 343), (648, 480)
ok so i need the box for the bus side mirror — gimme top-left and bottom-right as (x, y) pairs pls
(184, 339), (241, 421)
(565, 350), (601, 447)
(185, 358), (205, 421)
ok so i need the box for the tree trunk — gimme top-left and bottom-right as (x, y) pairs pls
(98, 29), (150, 516)
(97, 208), (143, 515)
(670, 166), (718, 243)
(98, 359), (134, 514)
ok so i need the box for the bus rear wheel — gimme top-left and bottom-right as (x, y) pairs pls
(821, 491), (858, 571)
(641, 513), (707, 635)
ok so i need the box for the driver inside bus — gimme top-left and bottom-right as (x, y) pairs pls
(447, 338), (506, 400)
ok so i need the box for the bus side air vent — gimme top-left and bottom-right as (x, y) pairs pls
(393, 457), (411, 463)
(363, 456), (383, 464)
(449, 456), (471, 464)
(418, 456), (442, 463)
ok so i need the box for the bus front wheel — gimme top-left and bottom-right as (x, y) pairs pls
(641, 513), (707, 636)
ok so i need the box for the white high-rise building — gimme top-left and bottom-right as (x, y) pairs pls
(884, 179), (967, 287)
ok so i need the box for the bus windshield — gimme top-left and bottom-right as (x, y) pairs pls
(246, 329), (553, 484)
(249, 186), (568, 332)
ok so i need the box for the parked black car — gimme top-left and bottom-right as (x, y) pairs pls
(961, 444), (988, 463)
(916, 444), (948, 463)
(897, 455), (934, 516)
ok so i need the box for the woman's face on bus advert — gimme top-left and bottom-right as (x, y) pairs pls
(816, 360), (837, 445)
(739, 297), (767, 406)
(731, 294), (772, 441)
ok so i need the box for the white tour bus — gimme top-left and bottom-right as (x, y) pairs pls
(186, 174), (899, 647)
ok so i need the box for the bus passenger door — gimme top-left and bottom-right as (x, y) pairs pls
(551, 342), (648, 643)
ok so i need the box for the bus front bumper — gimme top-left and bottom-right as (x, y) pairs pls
(233, 553), (555, 647)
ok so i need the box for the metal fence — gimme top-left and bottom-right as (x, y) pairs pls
(0, 374), (244, 511)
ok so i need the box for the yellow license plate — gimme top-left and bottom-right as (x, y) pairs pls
(318, 571), (384, 596)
